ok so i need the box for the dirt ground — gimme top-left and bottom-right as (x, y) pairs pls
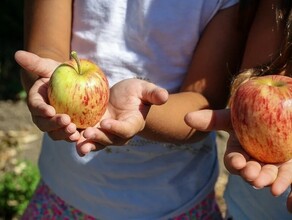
(0, 100), (230, 217)
(0, 100), (42, 164)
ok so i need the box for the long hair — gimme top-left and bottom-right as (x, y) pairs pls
(230, 1), (292, 99)
(259, 2), (292, 77)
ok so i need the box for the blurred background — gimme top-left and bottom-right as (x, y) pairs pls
(0, 1), (42, 219)
(1, 0), (24, 100)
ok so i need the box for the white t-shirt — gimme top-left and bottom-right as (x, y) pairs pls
(39, 0), (238, 219)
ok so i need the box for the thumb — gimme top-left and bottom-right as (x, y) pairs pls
(14, 50), (60, 78)
(140, 82), (169, 106)
(184, 109), (232, 132)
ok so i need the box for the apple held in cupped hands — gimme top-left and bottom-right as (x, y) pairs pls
(230, 75), (292, 163)
(48, 51), (109, 129)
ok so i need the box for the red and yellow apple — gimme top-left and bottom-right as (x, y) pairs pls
(230, 75), (292, 163)
(48, 51), (109, 129)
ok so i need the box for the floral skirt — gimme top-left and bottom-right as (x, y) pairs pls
(22, 180), (222, 220)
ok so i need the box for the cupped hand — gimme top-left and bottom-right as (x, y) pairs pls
(15, 50), (80, 141)
(184, 109), (292, 212)
(76, 78), (168, 155)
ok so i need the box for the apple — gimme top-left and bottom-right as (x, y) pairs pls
(48, 51), (109, 129)
(230, 75), (292, 163)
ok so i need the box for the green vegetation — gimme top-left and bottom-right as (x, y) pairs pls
(0, 160), (40, 219)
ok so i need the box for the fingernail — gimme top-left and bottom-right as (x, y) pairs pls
(252, 186), (263, 190)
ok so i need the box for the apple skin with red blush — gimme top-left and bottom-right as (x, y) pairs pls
(48, 51), (109, 129)
(230, 75), (292, 163)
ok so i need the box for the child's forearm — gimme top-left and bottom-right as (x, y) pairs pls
(140, 92), (210, 143)
(22, 0), (72, 91)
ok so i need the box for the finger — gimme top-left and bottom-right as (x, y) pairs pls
(83, 126), (130, 146)
(224, 151), (247, 174)
(184, 109), (232, 132)
(47, 123), (79, 141)
(27, 79), (56, 117)
(99, 116), (142, 139)
(140, 81), (169, 105)
(28, 100), (56, 118)
(224, 137), (249, 174)
(247, 161), (278, 189)
(14, 50), (59, 77)
(65, 131), (81, 142)
(240, 161), (262, 182)
(271, 162), (292, 196)
(32, 114), (71, 132)
(76, 136), (105, 156)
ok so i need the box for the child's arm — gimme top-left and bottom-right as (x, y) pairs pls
(141, 4), (244, 143)
(83, 4), (246, 148)
(185, 0), (292, 212)
(20, 0), (77, 141)
(22, 0), (72, 91)
(21, 1), (245, 149)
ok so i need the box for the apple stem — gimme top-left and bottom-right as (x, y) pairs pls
(71, 51), (81, 74)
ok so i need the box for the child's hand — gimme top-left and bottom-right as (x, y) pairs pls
(15, 50), (80, 142)
(184, 109), (292, 212)
(76, 78), (168, 155)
